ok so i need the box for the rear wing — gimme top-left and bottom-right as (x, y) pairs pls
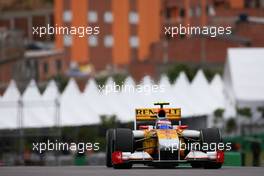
(135, 108), (181, 121)
(134, 108), (181, 130)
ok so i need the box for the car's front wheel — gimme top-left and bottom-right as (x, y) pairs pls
(112, 128), (134, 169)
(191, 162), (203, 168)
(106, 129), (114, 167)
(204, 162), (222, 169)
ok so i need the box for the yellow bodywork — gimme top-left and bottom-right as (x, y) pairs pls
(156, 129), (178, 139)
(143, 129), (185, 158)
(143, 130), (157, 154)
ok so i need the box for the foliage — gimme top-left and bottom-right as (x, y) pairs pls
(51, 74), (69, 92)
(237, 107), (252, 118)
(257, 107), (264, 118)
(94, 73), (127, 88)
(100, 115), (120, 129)
(166, 64), (197, 84)
(213, 108), (224, 125)
(113, 73), (127, 86)
(214, 108), (225, 118)
(203, 68), (222, 82)
(166, 63), (222, 84)
(226, 118), (237, 133)
(77, 126), (98, 142)
(95, 76), (108, 88)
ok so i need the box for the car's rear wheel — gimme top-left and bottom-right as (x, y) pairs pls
(113, 128), (134, 169)
(200, 128), (223, 169)
(106, 129), (114, 167)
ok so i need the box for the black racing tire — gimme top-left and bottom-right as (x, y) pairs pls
(191, 163), (203, 168)
(113, 128), (134, 169)
(204, 162), (222, 169)
(200, 128), (223, 169)
(113, 163), (132, 169)
(114, 128), (134, 152)
(106, 129), (114, 167)
(200, 128), (222, 151)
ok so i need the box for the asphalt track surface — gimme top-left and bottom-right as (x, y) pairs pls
(0, 166), (263, 176)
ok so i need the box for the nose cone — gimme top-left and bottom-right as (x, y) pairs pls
(159, 138), (180, 151)
(156, 129), (179, 151)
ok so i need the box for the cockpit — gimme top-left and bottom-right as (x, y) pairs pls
(155, 109), (172, 129)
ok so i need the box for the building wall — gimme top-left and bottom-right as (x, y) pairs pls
(230, 0), (244, 9)
(0, 51), (66, 89)
(36, 53), (67, 81)
(0, 10), (53, 41)
(138, 0), (161, 61)
(89, 0), (112, 70)
(2, 0), (262, 82)
(112, 0), (130, 66)
(71, 0), (89, 64)
(0, 62), (13, 83)
(54, 0), (64, 49)
(54, 0), (161, 69)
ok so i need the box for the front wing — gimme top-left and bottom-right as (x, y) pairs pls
(112, 150), (224, 165)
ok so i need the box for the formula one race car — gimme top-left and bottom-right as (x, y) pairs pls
(106, 102), (224, 169)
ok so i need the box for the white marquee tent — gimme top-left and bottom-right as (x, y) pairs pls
(1, 48), (263, 129)
(224, 48), (264, 119)
(173, 72), (197, 116)
(0, 70), (228, 130)
(60, 78), (100, 126)
(0, 80), (20, 129)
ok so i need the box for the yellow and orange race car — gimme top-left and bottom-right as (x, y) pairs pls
(106, 102), (225, 169)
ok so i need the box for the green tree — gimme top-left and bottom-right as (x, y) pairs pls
(213, 108), (225, 125)
(226, 118), (237, 133)
(166, 64), (197, 84)
(100, 115), (120, 129)
(95, 76), (108, 88)
(166, 63), (222, 84)
(113, 73), (127, 86)
(99, 115), (120, 136)
(51, 74), (69, 92)
(203, 68), (221, 82)
(257, 107), (264, 118)
(237, 107), (252, 118)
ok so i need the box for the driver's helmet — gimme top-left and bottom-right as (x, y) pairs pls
(156, 119), (172, 129)
(158, 109), (166, 119)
